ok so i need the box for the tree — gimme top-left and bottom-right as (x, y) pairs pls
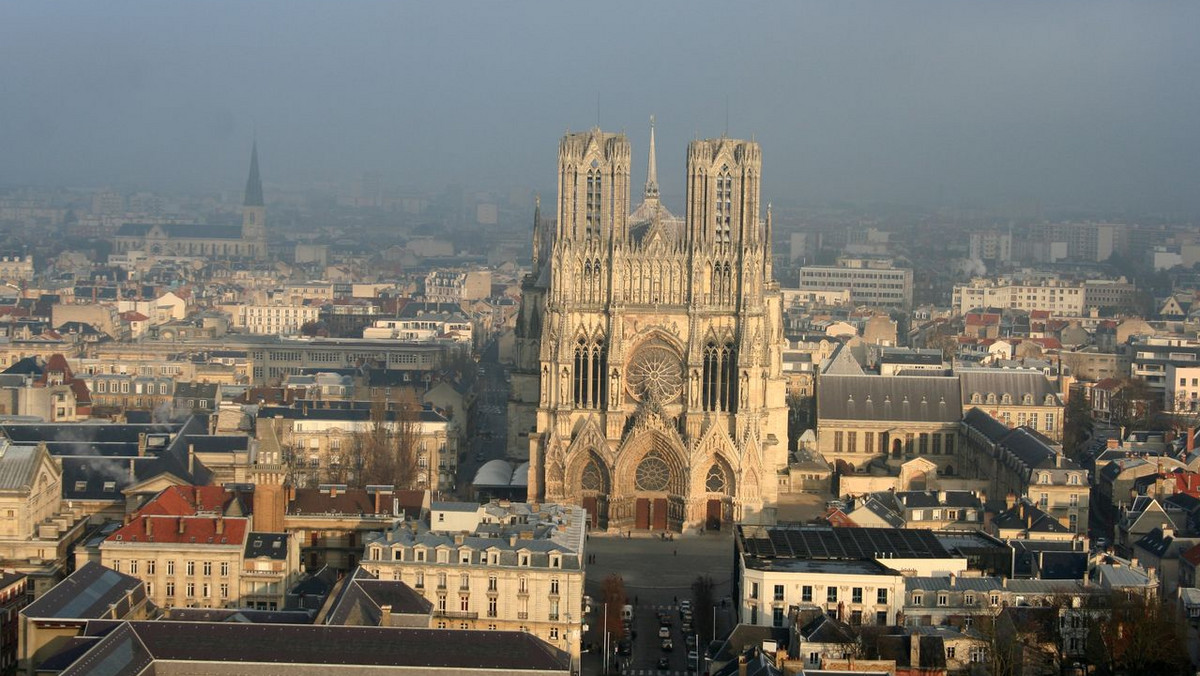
(1110, 377), (1166, 435)
(347, 391), (423, 489)
(1062, 391), (1093, 461)
(601, 574), (627, 643)
(691, 574), (716, 651)
(1083, 591), (1190, 675)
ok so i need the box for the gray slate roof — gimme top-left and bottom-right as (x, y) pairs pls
(0, 443), (41, 491)
(818, 375), (961, 422)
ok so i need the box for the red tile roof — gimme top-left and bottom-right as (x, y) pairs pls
(120, 311), (149, 321)
(140, 485), (238, 517)
(108, 514), (247, 546)
(1182, 543), (1200, 567)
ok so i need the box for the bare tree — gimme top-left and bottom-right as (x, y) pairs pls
(347, 391), (423, 489)
(602, 574), (627, 642)
(691, 574), (716, 648)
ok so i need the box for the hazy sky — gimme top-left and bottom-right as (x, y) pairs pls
(2, 1), (1198, 214)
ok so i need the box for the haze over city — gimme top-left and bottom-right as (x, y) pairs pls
(3, 1), (1199, 214)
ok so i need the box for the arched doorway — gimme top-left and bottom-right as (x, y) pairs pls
(578, 455), (610, 529)
(702, 459), (735, 531)
(891, 438), (903, 459)
(613, 430), (689, 532)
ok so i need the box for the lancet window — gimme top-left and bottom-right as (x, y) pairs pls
(702, 340), (738, 413)
(585, 168), (601, 238)
(714, 167), (733, 244)
(573, 337), (607, 409)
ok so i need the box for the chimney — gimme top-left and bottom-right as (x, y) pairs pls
(1005, 492), (1016, 510)
(188, 443), (195, 476)
(379, 604), (392, 625)
(330, 485), (338, 498)
(137, 433), (147, 457)
(128, 458), (136, 481)
(949, 573), (956, 587)
(374, 490), (383, 515)
(144, 517), (153, 537)
(938, 490), (947, 503)
(1188, 428), (1197, 454)
(177, 518), (186, 535)
(909, 629), (920, 670)
(216, 517), (225, 535)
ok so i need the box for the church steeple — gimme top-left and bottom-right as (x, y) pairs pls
(241, 141), (267, 260)
(644, 115), (659, 201)
(244, 140), (264, 207)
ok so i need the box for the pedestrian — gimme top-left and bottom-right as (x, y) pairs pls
(673, 548), (677, 556)
(635, 595), (639, 606)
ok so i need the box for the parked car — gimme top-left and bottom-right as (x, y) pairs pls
(657, 657), (671, 671)
(661, 638), (674, 651)
(658, 625), (671, 639)
(617, 641), (632, 656)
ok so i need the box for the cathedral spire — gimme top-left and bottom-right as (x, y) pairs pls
(644, 115), (659, 201)
(243, 140), (264, 207)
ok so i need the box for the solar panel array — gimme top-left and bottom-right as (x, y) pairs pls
(739, 525), (951, 561)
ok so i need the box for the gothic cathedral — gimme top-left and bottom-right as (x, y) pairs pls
(511, 123), (790, 531)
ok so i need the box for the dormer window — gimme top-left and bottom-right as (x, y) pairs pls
(971, 393), (981, 404)
(986, 394), (997, 405)
(460, 549), (472, 564)
(416, 549), (426, 562)
(1001, 394), (1013, 405)
(1040, 473), (1050, 485)
(437, 549), (449, 563)
(1045, 394), (1056, 405)
(550, 554), (561, 569)
(519, 553), (530, 567)
(1023, 394), (1034, 405)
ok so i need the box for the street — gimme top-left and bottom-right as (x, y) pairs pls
(581, 531), (736, 676)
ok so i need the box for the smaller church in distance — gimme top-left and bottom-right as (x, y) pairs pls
(112, 143), (268, 260)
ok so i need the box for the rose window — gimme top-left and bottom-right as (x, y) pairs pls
(626, 345), (683, 403)
(634, 452), (671, 492)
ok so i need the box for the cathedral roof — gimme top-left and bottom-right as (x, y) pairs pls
(116, 223), (244, 240)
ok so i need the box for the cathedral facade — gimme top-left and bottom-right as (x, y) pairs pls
(511, 124), (790, 532)
(113, 143), (268, 260)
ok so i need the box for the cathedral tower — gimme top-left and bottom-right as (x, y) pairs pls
(512, 124), (788, 533)
(241, 141), (267, 260)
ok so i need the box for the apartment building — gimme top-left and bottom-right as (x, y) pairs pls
(953, 278), (1085, 316)
(798, 258), (913, 308)
(960, 409), (1089, 535)
(238, 304), (321, 336)
(247, 338), (447, 385)
(958, 368), (1064, 441)
(1131, 336), (1200, 393)
(423, 269), (492, 304)
(98, 485), (301, 611)
(256, 400), (458, 492)
(736, 525), (971, 630)
(1168, 364), (1200, 413)
(360, 500), (586, 661)
(1029, 222), (1127, 262)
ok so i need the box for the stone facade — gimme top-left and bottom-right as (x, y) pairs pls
(512, 124), (789, 531)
